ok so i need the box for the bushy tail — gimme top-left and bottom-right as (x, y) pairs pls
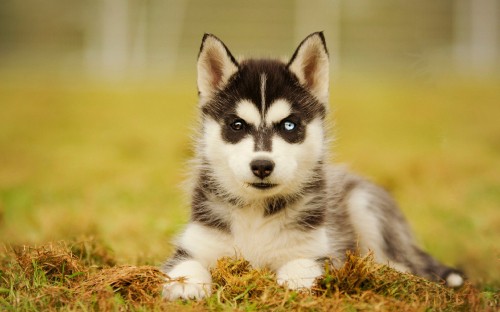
(412, 247), (464, 288)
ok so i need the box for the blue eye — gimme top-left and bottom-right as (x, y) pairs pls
(283, 121), (296, 131)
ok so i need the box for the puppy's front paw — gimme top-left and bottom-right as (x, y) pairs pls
(276, 258), (322, 290)
(162, 260), (212, 300)
(162, 278), (211, 300)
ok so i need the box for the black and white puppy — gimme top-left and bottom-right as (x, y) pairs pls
(161, 32), (463, 300)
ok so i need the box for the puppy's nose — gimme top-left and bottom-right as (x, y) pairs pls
(250, 159), (275, 179)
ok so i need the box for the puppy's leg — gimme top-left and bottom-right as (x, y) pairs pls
(276, 258), (323, 290)
(162, 223), (232, 300)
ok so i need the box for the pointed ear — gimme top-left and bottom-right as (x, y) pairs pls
(197, 34), (239, 100)
(287, 32), (329, 103)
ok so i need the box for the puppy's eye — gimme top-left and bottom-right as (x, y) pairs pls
(282, 120), (296, 131)
(230, 119), (246, 131)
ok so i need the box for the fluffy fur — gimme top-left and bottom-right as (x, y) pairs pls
(162, 32), (463, 300)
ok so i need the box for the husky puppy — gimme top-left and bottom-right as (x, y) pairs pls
(162, 32), (463, 300)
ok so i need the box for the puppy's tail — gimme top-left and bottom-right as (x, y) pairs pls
(412, 247), (465, 288)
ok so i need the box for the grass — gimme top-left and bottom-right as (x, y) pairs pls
(0, 72), (499, 310)
(0, 239), (497, 311)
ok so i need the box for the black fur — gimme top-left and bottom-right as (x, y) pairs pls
(191, 186), (231, 232)
(202, 59), (326, 149)
(162, 247), (191, 272)
(264, 197), (288, 216)
(254, 126), (274, 152)
(190, 168), (233, 232)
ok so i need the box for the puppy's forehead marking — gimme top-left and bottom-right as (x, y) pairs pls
(265, 100), (292, 125)
(260, 73), (267, 117)
(232, 72), (292, 130)
(236, 100), (261, 126)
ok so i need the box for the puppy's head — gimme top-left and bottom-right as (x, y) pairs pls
(197, 32), (329, 200)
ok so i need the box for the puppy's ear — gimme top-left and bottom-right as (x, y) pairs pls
(287, 32), (329, 103)
(197, 34), (239, 100)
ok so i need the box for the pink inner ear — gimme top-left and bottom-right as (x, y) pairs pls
(207, 54), (223, 89)
(303, 50), (320, 89)
(201, 45), (227, 90)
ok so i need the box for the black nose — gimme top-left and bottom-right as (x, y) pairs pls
(250, 159), (275, 179)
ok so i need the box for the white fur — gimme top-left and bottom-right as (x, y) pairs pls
(347, 189), (385, 258)
(236, 100), (262, 127)
(265, 99), (292, 126)
(276, 258), (323, 290)
(270, 118), (325, 196)
(163, 260), (212, 300)
(178, 223), (233, 268)
(203, 115), (325, 200)
(203, 118), (255, 198)
(165, 198), (329, 299)
(179, 197), (330, 272)
(446, 273), (464, 288)
(347, 189), (410, 272)
(230, 200), (330, 270)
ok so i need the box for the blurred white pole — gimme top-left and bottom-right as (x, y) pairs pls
(294, 0), (341, 80)
(454, 0), (498, 75)
(158, 0), (188, 77)
(470, 0), (498, 74)
(131, 1), (148, 74)
(101, 0), (129, 78)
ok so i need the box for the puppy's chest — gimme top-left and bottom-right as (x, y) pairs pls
(227, 205), (302, 268)
(230, 206), (281, 244)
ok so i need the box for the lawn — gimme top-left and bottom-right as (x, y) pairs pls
(0, 73), (499, 310)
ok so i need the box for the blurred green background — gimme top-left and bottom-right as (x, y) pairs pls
(0, 0), (499, 287)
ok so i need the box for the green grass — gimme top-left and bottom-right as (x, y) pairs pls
(0, 73), (499, 310)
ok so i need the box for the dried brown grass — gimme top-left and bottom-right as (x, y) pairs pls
(13, 242), (85, 286)
(1, 239), (498, 311)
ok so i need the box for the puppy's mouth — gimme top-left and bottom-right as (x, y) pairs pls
(249, 182), (277, 190)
